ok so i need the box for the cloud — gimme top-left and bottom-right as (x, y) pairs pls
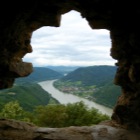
(23, 10), (117, 67)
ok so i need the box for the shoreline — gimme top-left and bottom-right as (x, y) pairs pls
(38, 80), (113, 116)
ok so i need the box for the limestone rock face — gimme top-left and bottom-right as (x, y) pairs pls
(1, 0), (140, 137)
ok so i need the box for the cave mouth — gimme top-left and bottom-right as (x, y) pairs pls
(23, 10), (116, 67)
(1, 1), (140, 132)
(21, 10), (120, 113)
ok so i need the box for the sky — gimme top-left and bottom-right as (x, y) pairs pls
(23, 10), (117, 67)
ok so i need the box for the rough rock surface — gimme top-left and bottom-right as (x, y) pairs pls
(1, 119), (140, 140)
(1, 0), (140, 138)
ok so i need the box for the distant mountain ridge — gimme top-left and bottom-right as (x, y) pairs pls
(59, 65), (117, 87)
(46, 66), (80, 75)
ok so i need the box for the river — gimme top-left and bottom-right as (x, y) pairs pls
(38, 80), (113, 116)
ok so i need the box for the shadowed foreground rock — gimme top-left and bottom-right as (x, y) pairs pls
(0, 119), (140, 140)
(1, 0), (140, 136)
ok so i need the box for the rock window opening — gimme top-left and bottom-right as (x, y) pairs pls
(23, 10), (116, 67)
(22, 10), (120, 115)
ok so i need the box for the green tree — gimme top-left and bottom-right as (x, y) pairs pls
(33, 101), (110, 127)
(65, 101), (91, 126)
(89, 107), (110, 124)
(65, 101), (110, 126)
(34, 104), (67, 127)
(0, 100), (29, 121)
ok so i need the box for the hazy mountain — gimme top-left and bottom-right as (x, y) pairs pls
(46, 66), (81, 75)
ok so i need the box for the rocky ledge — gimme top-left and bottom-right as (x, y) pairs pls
(0, 119), (140, 140)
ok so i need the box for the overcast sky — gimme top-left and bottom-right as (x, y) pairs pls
(23, 10), (117, 67)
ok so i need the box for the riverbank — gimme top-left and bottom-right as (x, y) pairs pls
(38, 80), (113, 116)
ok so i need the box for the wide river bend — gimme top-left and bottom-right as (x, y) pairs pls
(38, 80), (113, 116)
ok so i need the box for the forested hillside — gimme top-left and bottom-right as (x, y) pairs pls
(0, 67), (62, 112)
(59, 65), (117, 87)
(92, 82), (121, 108)
(54, 65), (121, 108)
(0, 83), (59, 112)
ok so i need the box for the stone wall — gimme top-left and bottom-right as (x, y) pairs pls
(1, 0), (140, 138)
